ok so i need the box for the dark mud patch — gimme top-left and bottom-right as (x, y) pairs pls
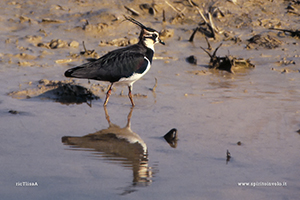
(8, 79), (100, 105)
(246, 32), (282, 49)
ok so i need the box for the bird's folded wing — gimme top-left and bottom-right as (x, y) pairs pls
(65, 48), (148, 82)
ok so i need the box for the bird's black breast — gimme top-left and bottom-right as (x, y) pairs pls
(65, 43), (154, 83)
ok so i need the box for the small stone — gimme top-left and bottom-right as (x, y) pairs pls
(69, 41), (79, 48)
(186, 55), (197, 65)
(55, 59), (73, 64)
(164, 128), (178, 148)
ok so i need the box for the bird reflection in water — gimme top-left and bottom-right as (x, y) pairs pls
(62, 107), (152, 194)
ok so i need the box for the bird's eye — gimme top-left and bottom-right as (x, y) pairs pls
(152, 34), (157, 39)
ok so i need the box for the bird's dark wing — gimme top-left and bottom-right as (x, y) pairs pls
(64, 45), (148, 83)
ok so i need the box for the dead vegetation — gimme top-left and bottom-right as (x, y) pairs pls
(246, 33), (282, 49)
(269, 27), (300, 39)
(286, 0), (300, 16)
(188, 0), (223, 41)
(80, 41), (99, 58)
(201, 43), (255, 73)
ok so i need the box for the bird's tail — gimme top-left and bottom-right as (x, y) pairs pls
(64, 66), (86, 78)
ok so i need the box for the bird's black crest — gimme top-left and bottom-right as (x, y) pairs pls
(124, 15), (147, 29)
(124, 15), (157, 33)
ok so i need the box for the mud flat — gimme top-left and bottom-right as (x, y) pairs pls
(0, 0), (299, 199)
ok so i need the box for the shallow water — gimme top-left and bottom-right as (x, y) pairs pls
(1, 0), (300, 199)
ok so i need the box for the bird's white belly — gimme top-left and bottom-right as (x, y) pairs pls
(117, 72), (145, 86)
(117, 57), (151, 86)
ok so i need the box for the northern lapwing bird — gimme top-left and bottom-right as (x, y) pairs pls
(64, 16), (165, 106)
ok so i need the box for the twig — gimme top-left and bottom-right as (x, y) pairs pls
(187, 0), (208, 24)
(187, 0), (221, 36)
(287, 10), (300, 16)
(82, 41), (87, 52)
(226, 150), (231, 164)
(189, 28), (198, 42)
(150, 78), (158, 92)
(165, 0), (184, 18)
(208, 12), (220, 34)
(162, 9), (166, 22)
(269, 27), (300, 38)
(205, 37), (212, 51)
(124, 6), (140, 16)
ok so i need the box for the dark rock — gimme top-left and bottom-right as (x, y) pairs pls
(186, 55), (197, 65)
(164, 128), (178, 148)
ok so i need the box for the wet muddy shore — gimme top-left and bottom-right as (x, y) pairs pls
(0, 0), (300, 199)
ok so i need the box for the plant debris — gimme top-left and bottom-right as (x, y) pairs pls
(149, 78), (158, 92)
(286, 0), (300, 16)
(40, 18), (66, 23)
(226, 149), (231, 164)
(201, 43), (255, 73)
(8, 110), (20, 115)
(269, 27), (300, 39)
(188, 1), (222, 41)
(124, 6), (140, 16)
(80, 41), (99, 58)
(246, 33), (282, 49)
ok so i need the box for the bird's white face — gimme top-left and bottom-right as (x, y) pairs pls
(142, 29), (164, 51)
(125, 16), (165, 50)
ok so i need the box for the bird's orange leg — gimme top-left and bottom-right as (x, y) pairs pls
(103, 84), (113, 106)
(128, 85), (135, 107)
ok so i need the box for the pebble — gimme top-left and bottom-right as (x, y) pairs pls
(69, 41), (79, 48)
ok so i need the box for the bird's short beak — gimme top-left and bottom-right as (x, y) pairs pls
(159, 38), (165, 45)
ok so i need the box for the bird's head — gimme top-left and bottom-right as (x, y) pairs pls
(124, 16), (165, 50)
